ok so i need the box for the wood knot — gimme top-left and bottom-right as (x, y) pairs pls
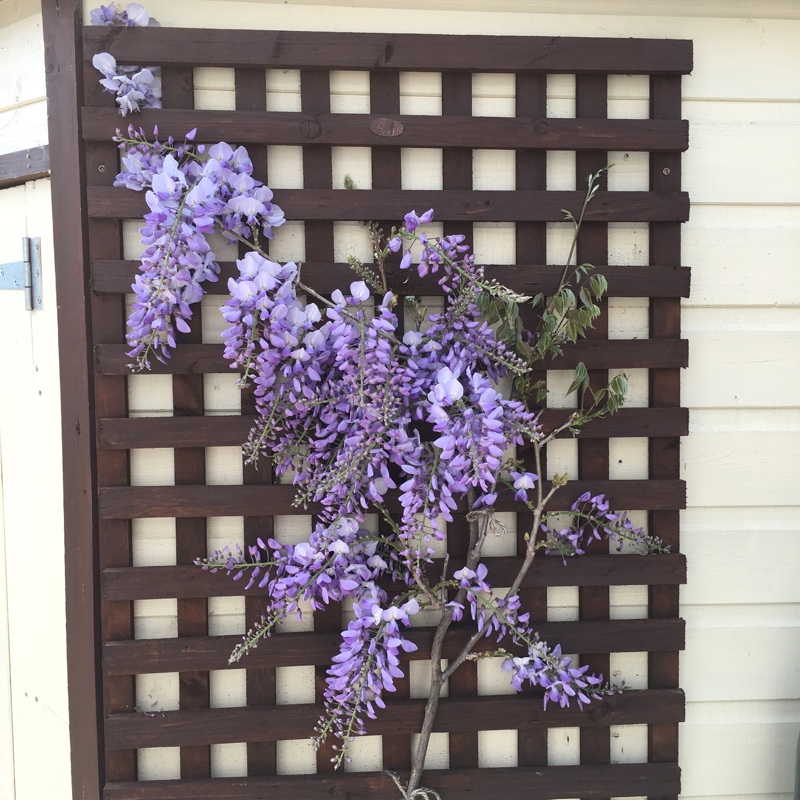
(589, 701), (612, 721)
(329, 789), (348, 800)
(370, 117), (404, 137)
(299, 118), (322, 140)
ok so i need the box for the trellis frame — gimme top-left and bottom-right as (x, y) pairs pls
(45, 2), (691, 797)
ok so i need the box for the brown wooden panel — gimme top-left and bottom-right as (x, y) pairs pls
(92, 259), (691, 297)
(83, 27), (693, 74)
(82, 107), (688, 151)
(104, 690), (684, 749)
(102, 554), (687, 602)
(103, 763), (681, 800)
(89, 186), (690, 222)
(98, 407), (689, 449)
(104, 619), (685, 675)
(98, 479), (686, 519)
(94, 339), (689, 374)
(73, 22), (691, 800)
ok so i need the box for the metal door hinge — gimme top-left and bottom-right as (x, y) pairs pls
(0, 237), (42, 310)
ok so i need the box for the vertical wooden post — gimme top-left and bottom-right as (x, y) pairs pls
(43, 0), (103, 796)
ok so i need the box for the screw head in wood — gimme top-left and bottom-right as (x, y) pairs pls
(662, 167), (671, 176)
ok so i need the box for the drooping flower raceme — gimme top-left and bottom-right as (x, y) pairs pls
(115, 127), (285, 370)
(90, 4), (162, 116)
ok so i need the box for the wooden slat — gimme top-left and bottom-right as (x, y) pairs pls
(515, 69), (550, 770)
(81, 107), (689, 151)
(94, 339), (689, 375)
(575, 72), (612, 798)
(647, 74), (684, 799)
(104, 619), (686, 675)
(369, 66), (410, 776)
(104, 690), (684, 749)
(102, 554), (687, 602)
(234, 64), (278, 778)
(88, 186), (690, 223)
(0, 145), (51, 189)
(91, 259), (692, 297)
(98, 407), (689, 449)
(83, 86), (138, 784)
(441, 69), (479, 774)
(83, 27), (693, 75)
(103, 763), (681, 799)
(162, 64), (211, 781)
(297, 66), (340, 776)
(98, 479), (685, 519)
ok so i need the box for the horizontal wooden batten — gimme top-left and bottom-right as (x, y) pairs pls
(99, 479), (685, 519)
(95, 340), (688, 375)
(0, 145), (51, 190)
(92, 260), (692, 298)
(88, 187), (690, 223)
(103, 762), (680, 799)
(105, 689), (684, 749)
(98, 407), (689, 450)
(102, 553), (686, 601)
(83, 27), (693, 75)
(83, 108), (688, 151)
(104, 619), (685, 674)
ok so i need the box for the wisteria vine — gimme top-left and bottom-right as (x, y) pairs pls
(109, 115), (666, 797)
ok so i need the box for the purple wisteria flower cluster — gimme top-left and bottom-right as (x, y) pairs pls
(110, 124), (664, 793)
(91, 4), (162, 116)
(113, 126), (285, 369)
(542, 490), (668, 560)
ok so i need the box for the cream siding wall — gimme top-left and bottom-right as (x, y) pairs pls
(0, 1), (47, 156)
(0, 1), (796, 798)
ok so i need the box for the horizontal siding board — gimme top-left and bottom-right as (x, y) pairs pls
(683, 331), (800, 408)
(82, 107), (688, 151)
(83, 27), (693, 74)
(98, 480), (686, 519)
(684, 432), (800, 508)
(104, 689), (685, 748)
(98, 407), (689, 449)
(94, 340), (689, 374)
(102, 763), (681, 799)
(104, 619), (685, 673)
(103, 554), (686, 600)
(88, 187), (691, 223)
(92, 260), (692, 298)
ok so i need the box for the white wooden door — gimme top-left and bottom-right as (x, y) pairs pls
(0, 179), (71, 800)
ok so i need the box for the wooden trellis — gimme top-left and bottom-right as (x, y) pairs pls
(59, 16), (690, 800)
